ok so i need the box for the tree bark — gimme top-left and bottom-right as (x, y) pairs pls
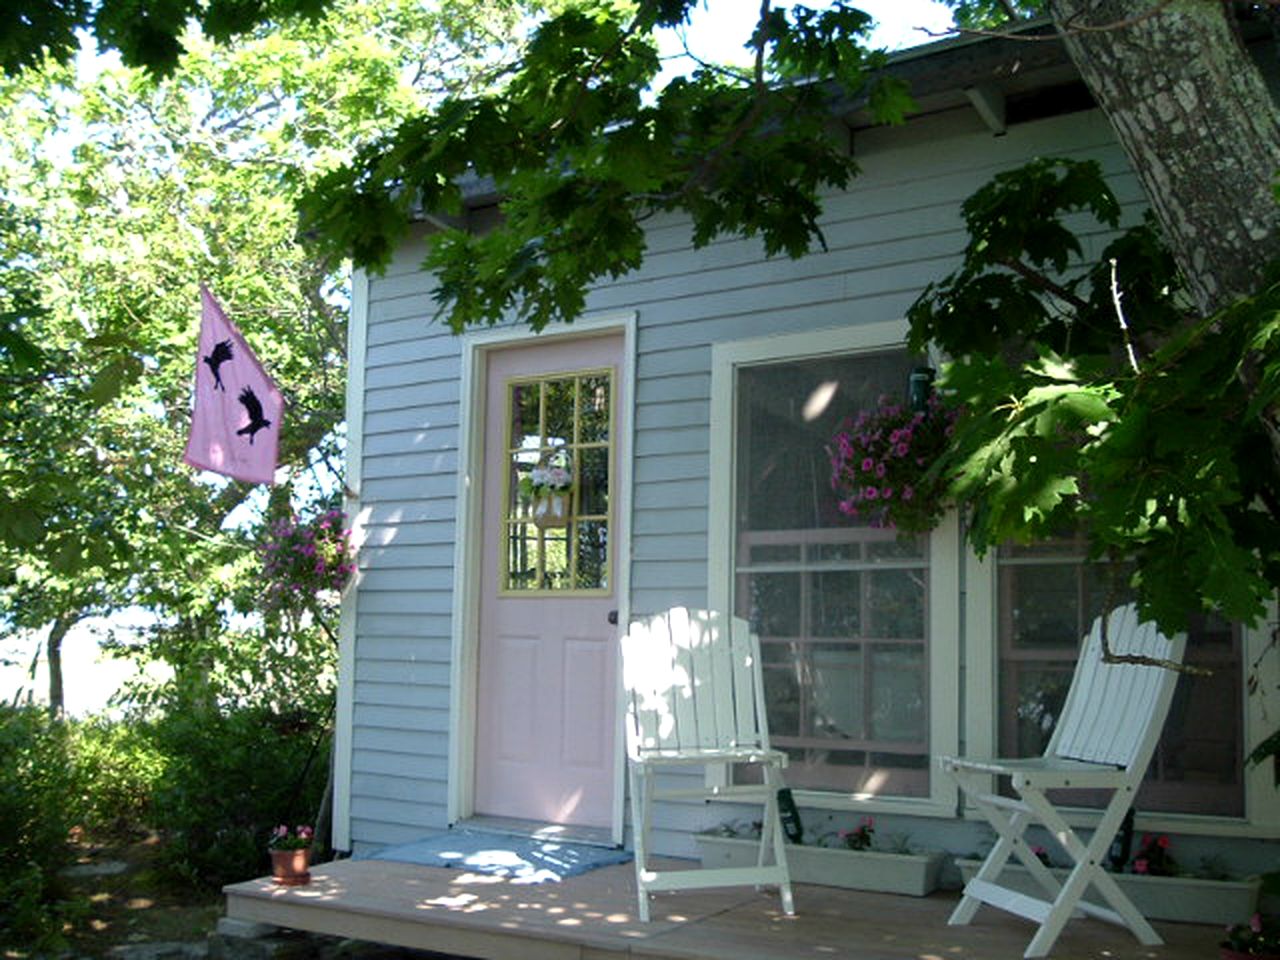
(1048, 0), (1280, 316)
(46, 614), (74, 718)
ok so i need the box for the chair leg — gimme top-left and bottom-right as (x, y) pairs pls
(762, 763), (794, 916)
(976, 793), (1066, 898)
(629, 764), (652, 922)
(758, 783), (777, 869)
(1019, 787), (1161, 956)
(947, 770), (1067, 930)
(949, 805), (1031, 926)
(947, 769), (1036, 927)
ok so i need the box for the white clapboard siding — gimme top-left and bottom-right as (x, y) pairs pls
(356, 635), (451, 663)
(345, 102), (1135, 856)
(361, 429), (459, 460)
(353, 727), (449, 758)
(356, 703), (449, 731)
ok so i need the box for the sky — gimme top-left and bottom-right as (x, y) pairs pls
(657, 0), (957, 74)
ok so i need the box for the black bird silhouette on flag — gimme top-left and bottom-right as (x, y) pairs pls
(236, 386), (272, 444)
(203, 339), (233, 391)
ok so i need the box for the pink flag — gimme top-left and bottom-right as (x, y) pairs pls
(183, 286), (284, 485)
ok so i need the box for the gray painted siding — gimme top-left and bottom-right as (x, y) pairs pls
(349, 225), (464, 840)
(346, 104), (1135, 856)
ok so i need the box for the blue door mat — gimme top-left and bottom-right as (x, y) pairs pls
(361, 828), (632, 884)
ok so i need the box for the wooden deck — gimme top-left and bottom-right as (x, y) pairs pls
(223, 857), (1223, 960)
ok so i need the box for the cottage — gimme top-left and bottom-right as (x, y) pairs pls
(329, 22), (1278, 890)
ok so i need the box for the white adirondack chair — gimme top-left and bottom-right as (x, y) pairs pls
(941, 603), (1185, 958)
(620, 606), (794, 922)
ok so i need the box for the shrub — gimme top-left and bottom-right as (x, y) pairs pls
(0, 862), (83, 954)
(0, 706), (79, 950)
(145, 704), (330, 888)
(69, 716), (165, 835)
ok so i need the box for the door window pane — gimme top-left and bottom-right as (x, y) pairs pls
(733, 349), (931, 798)
(503, 371), (613, 593)
(578, 374), (611, 443)
(574, 520), (609, 590)
(577, 446), (610, 517)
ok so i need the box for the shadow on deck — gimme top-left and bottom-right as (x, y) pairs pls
(223, 857), (1223, 960)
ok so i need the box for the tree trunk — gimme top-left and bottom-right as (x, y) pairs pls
(1048, 0), (1280, 316)
(46, 614), (74, 718)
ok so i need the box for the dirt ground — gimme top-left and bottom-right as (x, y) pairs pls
(46, 834), (460, 960)
(56, 830), (223, 958)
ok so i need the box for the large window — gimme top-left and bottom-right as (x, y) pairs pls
(997, 539), (1244, 816)
(733, 348), (933, 797)
(714, 330), (1270, 824)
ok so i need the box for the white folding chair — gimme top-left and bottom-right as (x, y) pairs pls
(941, 604), (1185, 958)
(621, 606), (794, 922)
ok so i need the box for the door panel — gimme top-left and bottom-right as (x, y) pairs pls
(473, 334), (621, 828)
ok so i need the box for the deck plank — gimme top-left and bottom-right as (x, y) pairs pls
(224, 857), (1223, 960)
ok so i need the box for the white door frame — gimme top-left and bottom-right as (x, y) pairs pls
(448, 312), (636, 845)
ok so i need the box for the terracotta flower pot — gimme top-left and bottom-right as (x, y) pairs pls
(270, 847), (311, 886)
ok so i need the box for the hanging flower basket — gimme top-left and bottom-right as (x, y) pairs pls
(520, 450), (573, 529)
(828, 392), (960, 532)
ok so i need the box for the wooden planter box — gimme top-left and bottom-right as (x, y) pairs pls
(955, 858), (1261, 925)
(696, 833), (944, 897)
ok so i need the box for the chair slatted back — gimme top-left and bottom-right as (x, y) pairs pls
(1048, 604), (1186, 769)
(621, 607), (769, 760)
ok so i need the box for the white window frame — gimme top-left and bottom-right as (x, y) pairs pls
(964, 547), (1280, 838)
(708, 321), (959, 819)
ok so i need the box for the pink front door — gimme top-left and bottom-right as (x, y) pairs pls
(473, 334), (621, 828)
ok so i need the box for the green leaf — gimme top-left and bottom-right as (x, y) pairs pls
(1246, 727), (1280, 767)
(86, 355), (144, 406)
